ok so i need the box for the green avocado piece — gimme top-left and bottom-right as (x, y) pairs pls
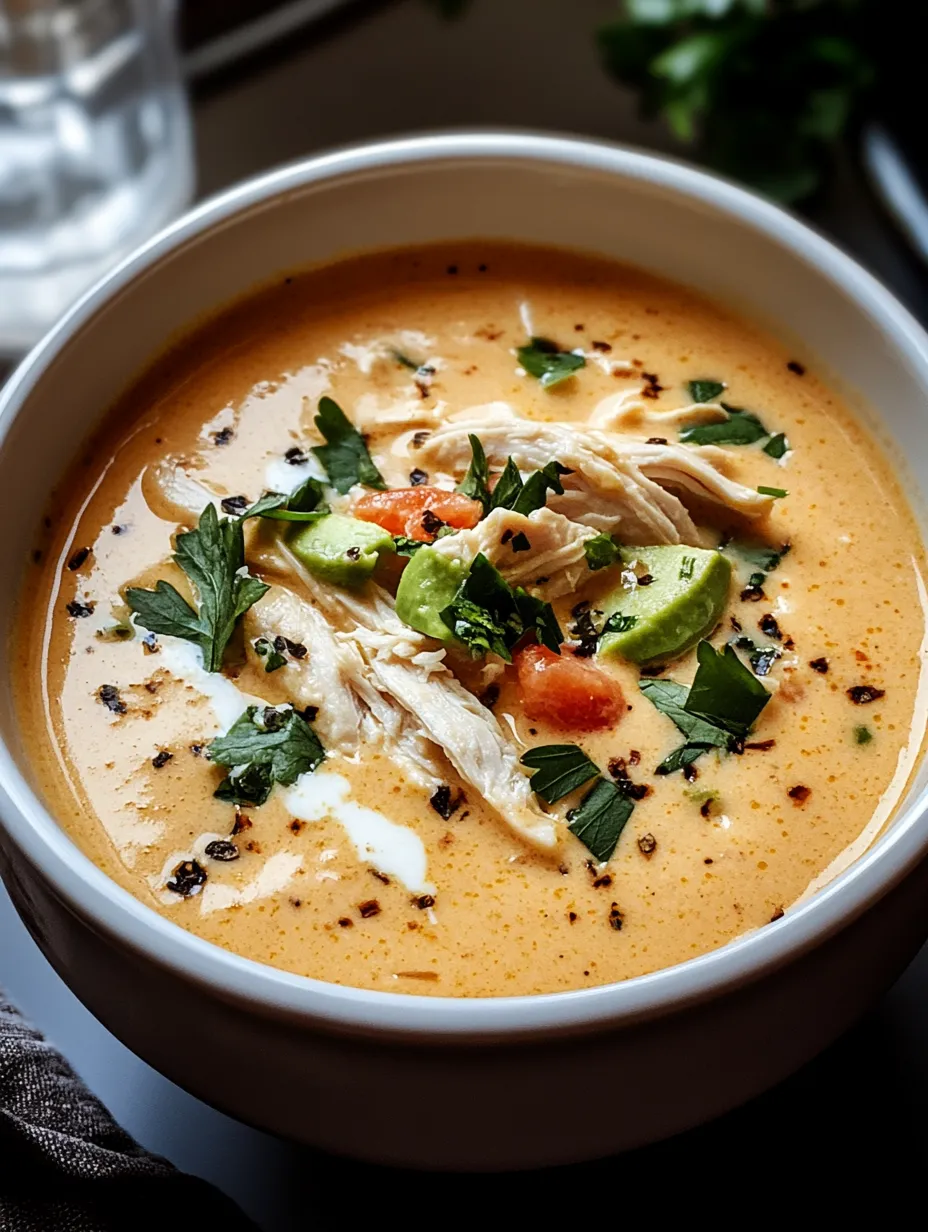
(288, 514), (395, 588)
(598, 545), (731, 665)
(395, 546), (467, 643)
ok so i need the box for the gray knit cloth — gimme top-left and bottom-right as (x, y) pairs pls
(0, 992), (257, 1231)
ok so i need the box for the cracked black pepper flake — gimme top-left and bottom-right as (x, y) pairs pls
(592, 874), (613, 889)
(358, 899), (381, 919)
(511, 532), (531, 553)
(700, 799), (713, 818)
(151, 750), (173, 769)
(338, 916), (353, 928)
(414, 894), (435, 910)
(592, 340), (612, 353)
(430, 785), (464, 820)
(204, 839), (239, 862)
(212, 427), (234, 446)
(788, 785), (811, 804)
(67, 600), (94, 618)
(290, 819), (304, 834)
(166, 859), (207, 897)
(221, 495), (249, 515)
(740, 585), (765, 603)
(345, 546), (361, 561)
(370, 869), (391, 885)
(500, 529), (514, 545)
(421, 508), (446, 537)
(730, 616), (743, 633)
(608, 902), (624, 931)
(568, 911), (578, 923)
(787, 361), (806, 376)
(809, 657), (829, 674)
(298, 705), (319, 724)
(607, 757), (651, 800)
(759, 613), (782, 640)
(97, 684), (126, 714)
(637, 573), (653, 587)
(447, 264), (458, 275)
(285, 445), (308, 465)
(111, 524), (127, 535)
(142, 632), (159, 654)
(638, 833), (657, 857)
(285, 638), (307, 659)
(410, 468), (429, 486)
(67, 546), (91, 571)
(683, 763), (698, 782)
(848, 685), (885, 704)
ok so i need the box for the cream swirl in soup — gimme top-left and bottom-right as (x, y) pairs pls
(15, 244), (928, 997)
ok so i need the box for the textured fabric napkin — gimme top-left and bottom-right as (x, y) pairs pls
(0, 990), (257, 1231)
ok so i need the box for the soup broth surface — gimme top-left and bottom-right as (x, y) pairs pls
(16, 243), (928, 997)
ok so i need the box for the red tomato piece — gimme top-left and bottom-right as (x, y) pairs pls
(515, 644), (625, 732)
(353, 487), (482, 540)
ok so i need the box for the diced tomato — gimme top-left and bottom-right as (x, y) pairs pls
(353, 487), (482, 541)
(515, 644), (625, 732)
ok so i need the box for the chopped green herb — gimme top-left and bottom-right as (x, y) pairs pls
(763, 432), (789, 459)
(489, 457), (523, 512)
(758, 485), (788, 498)
(489, 457), (568, 517)
(748, 571), (766, 588)
(687, 379), (726, 404)
(520, 744), (599, 804)
(209, 705), (325, 806)
(730, 634), (780, 678)
(679, 555), (695, 581)
(517, 337), (586, 389)
(727, 540), (791, 575)
(389, 348), (421, 371)
(312, 396), (386, 494)
(855, 724), (873, 745)
(441, 552), (563, 661)
(393, 536), (427, 556)
(584, 533), (621, 571)
(127, 504), (268, 674)
(253, 636), (286, 673)
(567, 778), (634, 863)
(456, 434), (491, 514)
(244, 476), (329, 522)
(680, 404), (769, 446)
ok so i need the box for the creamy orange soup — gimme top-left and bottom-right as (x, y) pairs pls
(15, 244), (928, 997)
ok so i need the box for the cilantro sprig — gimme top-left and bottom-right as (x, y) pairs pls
(455, 434), (569, 520)
(209, 705), (325, 806)
(127, 504), (269, 673)
(521, 744), (599, 803)
(640, 641), (771, 775)
(441, 553), (562, 661)
(244, 476), (328, 522)
(312, 396), (386, 494)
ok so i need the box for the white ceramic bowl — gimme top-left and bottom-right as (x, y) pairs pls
(2, 133), (928, 1170)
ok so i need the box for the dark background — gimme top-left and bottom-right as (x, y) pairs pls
(2, 0), (927, 1223)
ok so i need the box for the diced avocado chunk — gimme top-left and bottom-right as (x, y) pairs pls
(599, 545), (731, 665)
(288, 514), (394, 588)
(395, 546), (467, 643)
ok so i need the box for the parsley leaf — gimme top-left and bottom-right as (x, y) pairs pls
(312, 396), (386, 494)
(680, 403), (769, 446)
(209, 705), (325, 806)
(584, 533), (621, 571)
(688, 379), (726, 403)
(489, 457), (568, 516)
(567, 778), (634, 863)
(441, 552), (563, 661)
(126, 504), (269, 673)
(488, 457), (523, 512)
(517, 337), (586, 388)
(244, 476), (329, 522)
(456, 434), (491, 514)
(393, 536), (427, 557)
(520, 744), (600, 804)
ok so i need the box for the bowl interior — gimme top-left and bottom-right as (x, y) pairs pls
(2, 134), (928, 1030)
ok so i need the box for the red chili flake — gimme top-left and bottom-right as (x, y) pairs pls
(592, 874), (613, 889)
(414, 894), (435, 910)
(290, 819), (304, 835)
(809, 657), (828, 674)
(204, 839), (239, 862)
(338, 916), (353, 928)
(645, 437), (668, 445)
(770, 906), (785, 921)
(608, 903), (624, 931)
(847, 685), (885, 704)
(638, 833), (657, 857)
(358, 899), (381, 919)
(166, 860), (207, 897)
(67, 546), (91, 571)
(746, 738), (776, 751)
(700, 799), (713, 818)
(788, 785), (811, 804)
(231, 812), (252, 835)
(151, 750), (173, 769)
(97, 684), (126, 714)
(592, 340), (612, 352)
(641, 372), (664, 400)
(370, 869), (391, 885)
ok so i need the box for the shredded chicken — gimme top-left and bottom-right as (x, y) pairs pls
(431, 506), (597, 598)
(277, 543), (557, 850)
(142, 457), (220, 523)
(589, 388), (730, 431)
(416, 418), (772, 544)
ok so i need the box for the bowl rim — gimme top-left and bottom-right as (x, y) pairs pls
(3, 129), (928, 1040)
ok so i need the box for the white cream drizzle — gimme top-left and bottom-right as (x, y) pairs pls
(283, 772), (434, 895)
